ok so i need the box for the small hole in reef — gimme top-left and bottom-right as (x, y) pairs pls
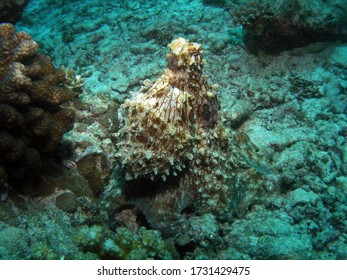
(175, 240), (196, 259)
(180, 205), (196, 218)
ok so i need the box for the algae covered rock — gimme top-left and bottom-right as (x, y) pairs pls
(225, 210), (313, 259)
(231, 0), (347, 54)
(55, 192), (78, 213)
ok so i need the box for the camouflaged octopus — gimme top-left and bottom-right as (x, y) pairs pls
(115, 38), (234, 235)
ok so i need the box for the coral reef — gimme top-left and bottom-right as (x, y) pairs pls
(0, 0), (344, 261)
(231, 0), (347, 54)
(62, 91), (120, 197)
(0, 0), (29, 24)
(0, 23), (76, 191)
(175, 213), (223, 259)
(115, 38), (235, 235)
(76, 225), (171, 259)
(224, 208), (313, 259)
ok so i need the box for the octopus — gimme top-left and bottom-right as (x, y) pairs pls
(115, 38), (248, 236)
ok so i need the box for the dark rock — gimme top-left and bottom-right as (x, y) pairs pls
(0, 203), (20, 226)
(0, 0), (29, 24)
(55, 192), (78, 213)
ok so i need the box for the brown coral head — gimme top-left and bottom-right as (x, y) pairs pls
(167, 38), (204, 71)
(0, 23), (77, 191)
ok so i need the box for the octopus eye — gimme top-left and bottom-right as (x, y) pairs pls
(190, 53), (201, 64)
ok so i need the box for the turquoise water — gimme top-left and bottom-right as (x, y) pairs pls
(0, 0), (346, 260)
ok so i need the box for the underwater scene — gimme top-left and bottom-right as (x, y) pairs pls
(0, 0), (346, 260)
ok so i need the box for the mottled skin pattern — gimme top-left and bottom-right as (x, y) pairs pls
(116, 38), (233, 236)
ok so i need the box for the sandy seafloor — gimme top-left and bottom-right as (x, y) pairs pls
(1, 0), (346, 259)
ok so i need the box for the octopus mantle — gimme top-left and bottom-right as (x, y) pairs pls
(115, 38), (233, 235)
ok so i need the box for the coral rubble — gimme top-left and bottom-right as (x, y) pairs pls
(0, 23), (76, 191)
(115, 38), (234, 235)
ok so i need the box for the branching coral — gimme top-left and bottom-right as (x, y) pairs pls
(115, 38), (233, 235)
(0, 23), (76, 190)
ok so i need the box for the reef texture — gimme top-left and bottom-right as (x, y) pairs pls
(0, 23), (76, 191)
(0, 0), (29, 24)
(116, 38), (234, 235)
(202, 0), (226, 7)
(76, 225), (171, 260)
(231, 0), (347, 54)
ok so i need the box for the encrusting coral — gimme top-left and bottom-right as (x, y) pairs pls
(115, 38), (234, 235)
(0, 23), (76, 191)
